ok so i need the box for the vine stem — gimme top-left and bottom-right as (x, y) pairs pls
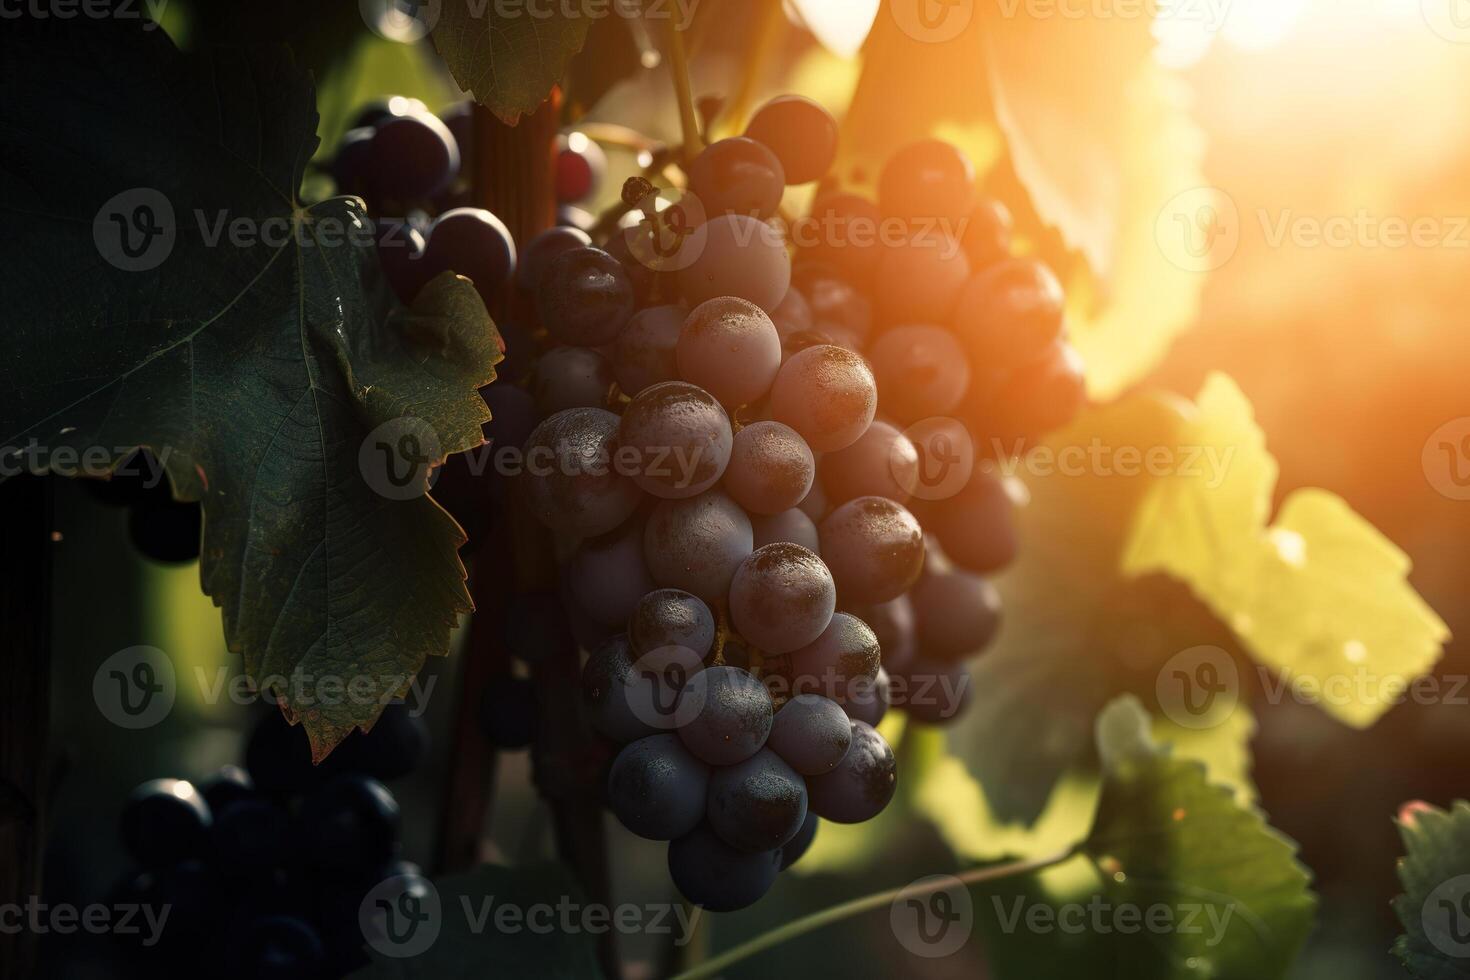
(668, 846), (1083, 980)
(718, 0), (785, 138)
(667, 22), (705, 162)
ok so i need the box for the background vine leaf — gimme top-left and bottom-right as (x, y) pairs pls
(431, 3), (592, 124)
(0, 19), (500, 759)
(1392, 801), (1470, 979)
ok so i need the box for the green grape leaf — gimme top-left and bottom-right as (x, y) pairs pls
(0, 21), (499, 759)
(350, 863), (603, 978)
(431, 4), (591, 125)
(1082, 696), (1316, 977)
(1393, 801), (1470, 978)
(1123, 373), (1451, 729)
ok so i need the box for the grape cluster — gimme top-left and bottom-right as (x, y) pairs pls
(107, 706), (429, 979)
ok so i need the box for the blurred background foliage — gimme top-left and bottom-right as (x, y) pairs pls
(39, 1), (1470, 977)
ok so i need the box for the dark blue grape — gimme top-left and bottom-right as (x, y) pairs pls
(706, 748), (808, 852)
(583, 635), (704, 743)
(536, 247), (635, 346)
(746, 95), (838, 185)
(911, 570), (1001, 663)
(668, 826), (781, 912)
(119, 778), (211, 868)
(628, 589), (716, 659)
(688, 137), (786, 220)
(375, 218), (430, 304)
(786, 612), (881, 705)
(518, 226), (593, 292)
(766, 694), (852, 776)
(423, 207), (517, 310)
(295, 775), (401, 874)
(367, 112), (460, 202)
(208, 798), (290, 881)
(608, 734), (710, 840)
(843, 667), (890, 727)
(806, 721), (896, 823)
(677, 665), (774, 766)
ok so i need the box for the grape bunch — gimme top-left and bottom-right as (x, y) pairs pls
(106, 705), (430, 979)
(502, 97), (1084, 910)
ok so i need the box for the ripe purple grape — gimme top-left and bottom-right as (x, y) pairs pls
(786, 612), (882, 704)
(875, 235), (970, 326)
(767, 694), (852, 776)
(677, 297), (783, 408)
(745, 95), (838, 185)
(643, 490), (753, 604)
(676, 665), (773, 766)
(806, 721), (896, 823)
(530, 346), (614, 416)
(678, 214), (791, 313)
(768, 345), (877, 453)
(910, 569), (1001, 663)
(688, 137), (786, 219)
(867, 325), (972, 423)
(612, 305), (686, 396)
(608, 735), (709, 841)
(422, 207), (517, 309)
(728, 543), (836, 654)
(878, 138), (975, 224)
(923, 470), (1018, 574)
(952, 258), (1066, 371)
(520, 408), (642, 538)
(628, 589), (717, 659)
(707, 749), (808, 852)
(567, 519), (656, 627)
(750, 508), (820, 553)
(668, 826), (780, 912)
(369, 112), (461, 202)
(820, 420), (919, 505)
(618, 382), (733, 499)
(517, 225), (592, 292)
(818, 497), (925, 604)
(537, 247), (636, 347)
(723, 421), (816, 516)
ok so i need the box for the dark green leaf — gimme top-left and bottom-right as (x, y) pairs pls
(0, 19), (499, 759)
(1392, 801), (1470, 978)
(432, 3), (591, 124)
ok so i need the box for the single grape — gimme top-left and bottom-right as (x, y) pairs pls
(911, 570), (1001, 663)
(795, 269), (874, 341)
(988, 340), (1087, 438)
(786, 612), (881, 704)
(619, 382), (733, 499)
(208, 798), (289, 881)
(820, 420), (919, 505)
(768, 345), (877, 452)
(198, 765), (257, 813)
(295, 775), (401, 873)
(328, 702), (431, 782)
(745, 95), (838, 185)
(128, 498), (201, 563)
(629, 589), (716, 659)
(678, 297), (783, 408)
(584, 635), (705, 741)
(750, 508), (821, 553)
(556, 131), (608, 203)
(678, 214), (791, 313)
(895, 658), (972, 725)
(723, 421), (816, 516)
(688, 137), (786, 219)
(368, 112), (461, 202)
(517, 226), (593, 293)
(350, 96), (428, 130)
(677, 665), (773, 765)
(844, 666), (890, 727)
(778, 812), (819, 870)
(767, 694), (852, 775)
(799, 194), (884, 279)
(479, 674), (538, 749)
(568, 518), (656, 627)
(643, 490), (753, 603)
(962, 198), (1014, 270)
(331, 126), (377, 200)
(728, 543), (836, 654)
(952, 258), (1066, 371)
(876, 234), (971, 326)
(818, 497), (925, 604)
(867, 325), (972, 423)
(520, 408), (642, 538)
(770, 286), (813, 338)
(707, 749), (808, 852)
(375, 218), (430, 304)
(878, 138), (975, 223)
(806, 720), (896, 823)
(668, 826), (781, 912)
(798, 477), (829, 522)
(120, 778), (211, 868)
(537, 247), (636, 347)
(845, 595), (916, 674)
(612, 305), (686, 396)
(422, 207), (517, 309)
(608, 735), (710, 841)
(531, 346), (614, 416)
(923, 470), (1017, 574)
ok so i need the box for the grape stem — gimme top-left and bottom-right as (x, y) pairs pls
(667, 845), (1083, 980)
(667, 21), (705, 162)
